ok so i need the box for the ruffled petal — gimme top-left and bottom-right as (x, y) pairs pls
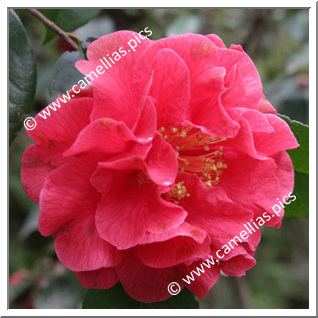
(228, 108), (274, 133)
(205, 34), (226, 48)
(253, 114), (299, 156)
(134, 48), (190, 127)
(256, 94), (277, 115)
(132, 97), (157, 141)
(177, 259), (220, 299)
(133, 33), (239, 137)
(91, 158), (187, 250)
(221, 45), (263, 110)
(137, 227), (209, 268)
(273, 151), (295, 197)
(38, 156), (98, 236)
(76, 31), (152, 128)
(218, 150), (290, 227)
(220, 253), (256, 276)
(267, 151), (295, 228)
(177, 174), (254, 249)
(54, 211), (121, 271)
(27, 97), (93, 146)
(63, 118), (151, 158)
(21, 144), (66, 203)
(138, 221), (207, 245)
(145, 132), (178, 186)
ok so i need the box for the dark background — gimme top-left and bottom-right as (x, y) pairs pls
(9, 8), (309, 309)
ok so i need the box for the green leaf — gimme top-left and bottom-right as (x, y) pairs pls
(85, 36), (98, 44)
(284, 171), (309, 219)
(82, 283), (199, 309)
(49, 51), (83, 100)
(9, 9), (37, 145)
(39, 9), (101, 44)
(141, 288), (199, 309)
(278, 114), (309, 174)
(278, 114), (309, 219)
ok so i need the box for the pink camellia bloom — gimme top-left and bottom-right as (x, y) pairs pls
(22, 31), (299, 303)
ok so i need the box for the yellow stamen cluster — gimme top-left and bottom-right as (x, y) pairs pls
(137, 172), (153, 188)
(166, 181), (190, 204)
(178, 148), (227, 186)
(159, 125), (228, 187)
(160, 125), (226, 151)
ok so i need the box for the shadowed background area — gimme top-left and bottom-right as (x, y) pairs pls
(9, 8), (309, 309)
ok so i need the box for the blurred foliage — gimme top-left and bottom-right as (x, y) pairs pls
(39, 9), (101, 43)
(83, 284), (199, 309)
(9, 8), (309, 309)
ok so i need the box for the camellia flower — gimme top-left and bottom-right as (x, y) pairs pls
(22, 31), (299, 303)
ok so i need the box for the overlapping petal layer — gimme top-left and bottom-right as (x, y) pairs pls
(22, 31), (299, 303)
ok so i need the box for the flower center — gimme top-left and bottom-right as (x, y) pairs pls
(159, 125), (227, 187)
(166, 181), (190, 204)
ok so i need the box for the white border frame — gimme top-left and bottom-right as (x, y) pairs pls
(3, 1), (316, 316)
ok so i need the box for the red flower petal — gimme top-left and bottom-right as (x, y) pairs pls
(38, 156), (98, 236)
(20, 31), (300, 302)
(228, 108), (274, 133)
(133, 33), (239, 137)
(91, 158), (187, 250)
(137, 225), (209, 268)
(220, 253), (256, 276)
(177, 174), (254, 249)
(76, 267), (118, 289)
(54, 211), (121, 271)
(132, 97), (157, 141)
(253, 114), (299, 156)
(268, 151), (295, 228)
(205, 34), (227, 48)
(22, 98), (94, 203)
(76, 31), (152, 128)
(28, 97), (93, 146)
(256, 94), (277, 115)
(138, 221), (207, 244)
(221, 45), (263, 110)
(145, 132), (178, 187)
(134, 48), (190, 127)
(116, 253), (180, 303)
(219, 150), (292, 224)
(21, 144), (66, 203)
(63, 118), (151, 158)
(177, 259), (220, 299)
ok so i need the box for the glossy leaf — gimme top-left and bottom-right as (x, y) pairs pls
(279, 114), (309, 174)
(278, 114), (309, 219)
(284, 171), (309, 219)
(49, 51), (83, 99)
(9, 9), (37, 145)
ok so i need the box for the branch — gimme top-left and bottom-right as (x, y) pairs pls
(26, 9), (78, 51)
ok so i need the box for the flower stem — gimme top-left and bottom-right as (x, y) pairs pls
(67, 33), (86, 59)
(26, 9), (78, 51)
